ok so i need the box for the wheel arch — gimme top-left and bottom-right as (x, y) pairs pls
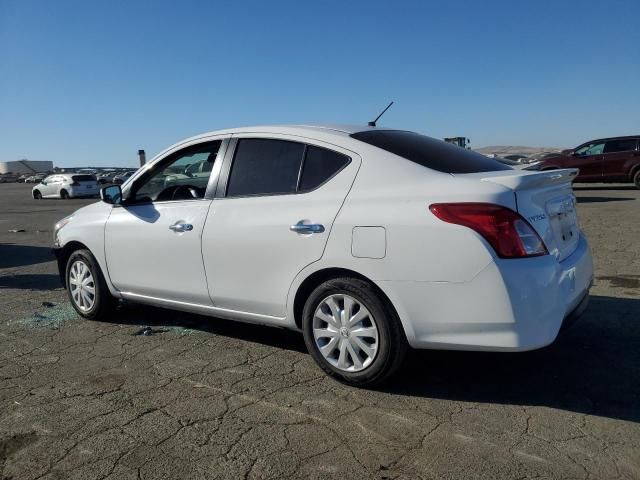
(291, 267), (412, 343)
(56, 241), (90, 288)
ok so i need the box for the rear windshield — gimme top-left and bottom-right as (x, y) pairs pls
(351, 130), (510, 174)
(72, 175), (96, 182)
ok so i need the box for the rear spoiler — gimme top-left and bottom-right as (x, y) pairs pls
(477, 168), (578, 192)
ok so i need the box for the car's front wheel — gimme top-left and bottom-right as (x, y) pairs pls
(66, 249), (116, 321)
(33, 190), (42, 200)
(302, 277), (407, 387)
(633, 169), (640, 189)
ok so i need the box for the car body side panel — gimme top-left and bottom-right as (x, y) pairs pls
(54, 201), (120, 296)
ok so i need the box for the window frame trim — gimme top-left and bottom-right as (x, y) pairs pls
(217, 135), (352, 200)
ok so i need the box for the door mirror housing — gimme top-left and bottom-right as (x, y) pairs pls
(100, 185), (123, 204)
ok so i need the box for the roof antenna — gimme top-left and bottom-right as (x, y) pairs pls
(368, 101), (394, 127)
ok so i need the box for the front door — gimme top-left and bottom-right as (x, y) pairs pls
(569, 141), (605, 181)
(202, 136), (359, 318)
(104, 139), (225, 305)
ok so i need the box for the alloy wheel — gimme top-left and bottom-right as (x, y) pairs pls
(312, 294), (379, 372)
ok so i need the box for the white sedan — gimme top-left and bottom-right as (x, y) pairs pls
(52, 125), (593, 386)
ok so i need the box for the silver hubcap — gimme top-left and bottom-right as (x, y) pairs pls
(312, 294), (379, 372)
(69, 260), (96, 312)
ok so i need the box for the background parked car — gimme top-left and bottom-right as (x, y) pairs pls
(97, 172), (116, 184)
(112, 170), (136, 184)
(0, 173), (19, 183)
(25, 173), (47, 183)
(32, 174), (98, 199)
(530, 136), (640, 187)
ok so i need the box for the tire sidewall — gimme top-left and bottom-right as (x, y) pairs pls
(302, 278), (398, 386)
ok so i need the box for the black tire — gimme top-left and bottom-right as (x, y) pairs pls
(633, 169), (640, 189)
(65, 249), (116, 321)
(302, 277), (407, 387)
(33, 190), (42, 200)
(60, 190), (70, 199)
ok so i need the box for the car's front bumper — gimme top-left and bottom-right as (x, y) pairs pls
(377, 233), (593, 351)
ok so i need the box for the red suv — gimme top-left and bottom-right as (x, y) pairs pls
(532, 136), (640, 188)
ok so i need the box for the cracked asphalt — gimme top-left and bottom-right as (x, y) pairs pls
(1, 182), (639, 479)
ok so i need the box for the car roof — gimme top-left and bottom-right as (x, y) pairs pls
(581, 135), (640, 144)
(177, 124), (378, 145)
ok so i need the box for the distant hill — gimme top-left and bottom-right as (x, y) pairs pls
(474, 145), (564, 157)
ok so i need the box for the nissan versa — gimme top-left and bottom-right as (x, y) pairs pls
(52, 125), (594, 386)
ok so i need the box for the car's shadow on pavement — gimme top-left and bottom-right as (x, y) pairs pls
(383, 295), (640, 424)
(576, 196), (635, 203)
(109, 303), (308, 353)
(573, 185), (637, 191)
(109, 295), (639, 423)
(0, 274), (62, 290)
(0, 244), (54, 268)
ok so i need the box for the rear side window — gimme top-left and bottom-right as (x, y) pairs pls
(72, 175), (96, 182)
(227, 139), (305, 197)
(604, 139), (637, 153)
(351, 130), (510, 173)
(299, 146), (350, 192)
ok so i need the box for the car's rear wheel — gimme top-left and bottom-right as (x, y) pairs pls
(33, 190), (42, 200)
(60, 190), (70, 199)
(302, 277), (407, 387)
(66, 249), (116, 321)
(633, 169), (640, 189)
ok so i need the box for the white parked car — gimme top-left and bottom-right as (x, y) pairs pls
(52, 125), (593, 386)
(33, 173), (98, 199)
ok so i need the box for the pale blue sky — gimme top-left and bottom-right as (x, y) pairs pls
(1, 0), (639, 167)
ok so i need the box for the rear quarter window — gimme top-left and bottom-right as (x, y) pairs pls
(351, 130), (510, 174)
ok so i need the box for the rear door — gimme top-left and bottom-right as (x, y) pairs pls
(568, 141), (605, 181)
(202, 135), (359, 318)
(602, 138), (638, 181)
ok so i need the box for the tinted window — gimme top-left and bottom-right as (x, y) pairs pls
(299, 146), (350, 192)
(72, 175), (97, 182)
(227, 139), (305, 196)
(604, 139), (637, 154)
(351, 130), (510, 174)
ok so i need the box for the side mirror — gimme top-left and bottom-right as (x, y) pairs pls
(40, 181), (47, 185)
(100, 185), (123, 205)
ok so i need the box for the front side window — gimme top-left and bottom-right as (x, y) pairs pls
(604, 139), (637, 154)
(575, 142), (605, 156)
(226, 139), (305, 197)
(133, 141), (221, 202)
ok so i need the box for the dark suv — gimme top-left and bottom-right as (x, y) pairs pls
(532, 136), (640, 188)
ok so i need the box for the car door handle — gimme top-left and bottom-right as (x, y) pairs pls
(169, 223), (193, 232)
(290, 221), (325, 234)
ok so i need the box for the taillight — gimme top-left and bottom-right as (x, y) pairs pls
(429, 203), (548, 258)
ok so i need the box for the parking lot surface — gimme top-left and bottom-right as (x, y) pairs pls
(1, 182), (639, 479)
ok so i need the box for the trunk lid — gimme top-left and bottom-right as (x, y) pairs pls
(455, 169), (580, 261)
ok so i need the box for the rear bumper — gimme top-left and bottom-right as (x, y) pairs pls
(377, 233), (593, 351)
